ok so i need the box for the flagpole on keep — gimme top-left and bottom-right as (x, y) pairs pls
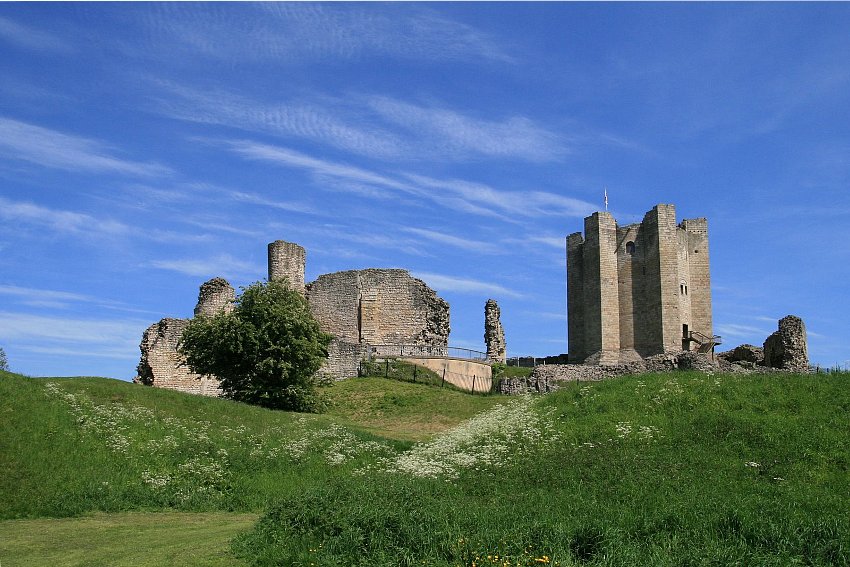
(604, 187), (608, 211)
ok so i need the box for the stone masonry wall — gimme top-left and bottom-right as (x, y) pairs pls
(307, 268), (450, 347)
(139, 241), (452, 392)
(268, 240), (306, 294)
(316, 338), (367, 382)
(194, 277), (235, 317)
(484, 299), (506, 363)
(763, 315), (808, 372)
(136, 318), (222, 396)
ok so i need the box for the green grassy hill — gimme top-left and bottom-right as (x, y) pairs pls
(2, 369), (849, 566)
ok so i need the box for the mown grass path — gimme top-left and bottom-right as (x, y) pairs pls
(0, 511), (257, 566)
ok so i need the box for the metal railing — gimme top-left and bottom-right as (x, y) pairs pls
(367, 344), (488, 362)
(688, 331), (722, 353)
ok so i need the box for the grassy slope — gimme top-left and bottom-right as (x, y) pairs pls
(0, 371), (496, 519)
(321, 376), (502, 441)
(3, 369), (850, 565)
(238, 371), (850, 566)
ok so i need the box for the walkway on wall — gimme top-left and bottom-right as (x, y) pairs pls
(366, 344), (492, 394)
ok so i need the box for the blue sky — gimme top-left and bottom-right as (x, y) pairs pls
(1, 3), (849, 378)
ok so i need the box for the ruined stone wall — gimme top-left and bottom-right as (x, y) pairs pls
(764, 315), (808, 372)
(484, 299), (506, 363)
(194, 277), (235, 317)
(307, 268), (450, 347)
(268, 240), (306, 293)
(136, 318), (222, 396)
(316, 338), (367, 381)
(139, 240), (452, 391)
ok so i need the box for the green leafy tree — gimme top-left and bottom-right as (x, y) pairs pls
(179, 280), (332, 412)
(0, 346), (8, 371)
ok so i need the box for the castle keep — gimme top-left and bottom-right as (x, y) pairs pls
(567, 204), (715, 364)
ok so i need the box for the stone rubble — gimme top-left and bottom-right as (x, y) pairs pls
(763, 315), (809, 372)
(499, 315), (810, 395)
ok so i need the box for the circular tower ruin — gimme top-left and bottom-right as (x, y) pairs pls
(194, 277), (235, 317)
(268, 240), (306, 293)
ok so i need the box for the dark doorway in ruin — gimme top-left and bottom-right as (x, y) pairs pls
(682, 324), (689, 351)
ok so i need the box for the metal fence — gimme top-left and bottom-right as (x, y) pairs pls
(366, 344), (488, 362)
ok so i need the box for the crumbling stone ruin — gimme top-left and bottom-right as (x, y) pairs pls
(193, 277), (235, 317)
(137, 240), (451, 395)
(136, 276), (236, 395)
(763, 315), (808, 371)
(499, 314), (810, 395)
(567, 204), (717, 365)
(307, 268), (450, 346)
(484, 299), (506, 363)
(715, 314), (809, 373)
(268, 240), (306, 295)
(135, 317), (223, 396)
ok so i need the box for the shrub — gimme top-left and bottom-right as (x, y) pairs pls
(179, 280), (332, 412)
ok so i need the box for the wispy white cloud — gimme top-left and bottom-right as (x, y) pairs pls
(183, 219), (264, 239)
(283, 223), (429, 258)
(226, 140), (596, 220)
(367, 96), (564, 161)
(404, 173), (596, 218)
(0, 285), (94, 305)
(403, 227), (500, 254)
(228, 140), (411, 191)
(715, 322), (772, 340)
(0, 16), (72, 53)
(158, 84), (406, 160)
(156, 83), (562, 162)
(523, 310), (567, 321)
(0, 196), (131, 236)
(0, 117), (172, 176)
(0, 311), (146, 349)
(141, 4), (512, 64)
(0, 285), (162, 315)
(228, 190), (317, 215)
(14, 344), (136, 360)
(413, 272), (522, 298)
(506, 234), (567, 250)
(149, 253), (264, 280)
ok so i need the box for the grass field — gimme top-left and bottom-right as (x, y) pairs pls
(2, 368), (849, 565)
(0, 512), (257, 567)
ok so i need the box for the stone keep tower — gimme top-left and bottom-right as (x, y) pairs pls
(268, 240), (306, 293)
(567, 204), (714, 364)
